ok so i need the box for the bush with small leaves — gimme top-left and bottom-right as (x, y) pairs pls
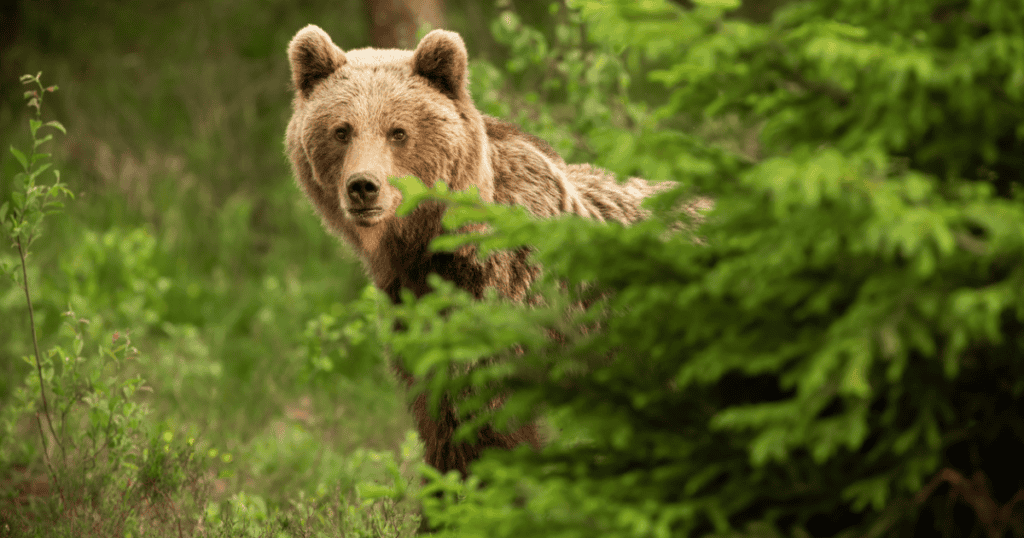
(393, 1), (1024, 536)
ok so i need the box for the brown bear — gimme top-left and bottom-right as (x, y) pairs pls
(285, 25), (671, 476)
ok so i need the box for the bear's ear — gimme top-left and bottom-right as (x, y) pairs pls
(288, 25), (347, 98)
(412, 30), (468, 100)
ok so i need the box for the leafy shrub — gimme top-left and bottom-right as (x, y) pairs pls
(393, 1), (1024, 536)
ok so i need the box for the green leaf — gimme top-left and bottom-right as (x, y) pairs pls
(45, 120), (66, 134)
(33, 134), (53, 149)
(750, 427), (788, 465)
(32, 163), (52, 179)
(692, 0), (740, 8)
(357, 482), (398, 500)
(842, 475), (890, 512)
(29, 118), (41, 137)
(9, 145), (28, 171)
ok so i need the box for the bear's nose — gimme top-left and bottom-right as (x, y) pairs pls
(346, 173), (381, 205)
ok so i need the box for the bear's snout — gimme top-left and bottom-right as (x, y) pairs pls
(345, 172), (382, 207)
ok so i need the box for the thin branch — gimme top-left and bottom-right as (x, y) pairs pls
(17, 236), (64, 466)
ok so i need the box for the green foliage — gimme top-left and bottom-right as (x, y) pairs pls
(392, 1), (1024, 537)
(2, 74), (70, 249)
(199, 431), (422, 537)
(300, 284), (387, 381)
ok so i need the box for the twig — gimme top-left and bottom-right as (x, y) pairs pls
(17, 235), (65, 465)
(916, 468), (1024, 538)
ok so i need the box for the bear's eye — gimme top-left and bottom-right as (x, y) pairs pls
(334, 126), (351, 143)
(389, 128), (407, 142)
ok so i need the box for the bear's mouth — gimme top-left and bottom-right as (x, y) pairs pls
(349, 207), (385, 225)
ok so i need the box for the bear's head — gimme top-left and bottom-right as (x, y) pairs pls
(285, 25), (494, 270)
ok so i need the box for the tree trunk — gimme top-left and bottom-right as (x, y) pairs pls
(364, 0), (446, 49)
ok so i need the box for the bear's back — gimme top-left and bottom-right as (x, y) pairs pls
(485, 116), (668, 225)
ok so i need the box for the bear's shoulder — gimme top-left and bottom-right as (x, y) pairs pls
(483, 115), (561, 161)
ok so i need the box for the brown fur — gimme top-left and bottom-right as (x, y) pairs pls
(286, 25), (670, 476)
